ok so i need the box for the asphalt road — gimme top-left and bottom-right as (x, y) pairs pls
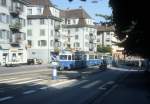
(0, 68), (127, 104)
(0, 64), (49, 76)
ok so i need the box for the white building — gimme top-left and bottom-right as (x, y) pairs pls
(0, 0), (28, 66)
(96, 24), (124, 59)
(60, 8), (97, 52)
(96, 25), (114, 47)
(25, 0), (62, 63)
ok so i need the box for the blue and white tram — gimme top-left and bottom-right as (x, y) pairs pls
(86, 52), (101, 66)
(59, 51), (87, 70)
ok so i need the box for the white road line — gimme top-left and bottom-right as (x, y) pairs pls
(23, 90), (36, 95)
(0, 96), (14, 102)
(82, 80), (101, 88)
(98, 81), (115, 90)
(28, 81), (46, 87)
(50, 79), (77, 87)
(0, 78), (33, 83)
(69, 80), (88, 87)
(107, 81), (115, 85)
(15, 79), (43, 84)
(0, 78), (18, 82)
(39, 86), (49, 90)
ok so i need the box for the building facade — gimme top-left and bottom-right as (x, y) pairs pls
(96, 24), (124, 60)
(25, 0), (62, 63)
(0, 0), (28, 66)
(60, 8), (97, 52)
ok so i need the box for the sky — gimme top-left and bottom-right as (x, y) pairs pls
(51, 0), (112, 23)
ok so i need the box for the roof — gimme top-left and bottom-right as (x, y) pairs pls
(60, 8), (93, 27)
(96, 25), (115, 32)
(24, 0), (53, 6)
(27, 15), (62, 21)
(60, 9), (91, 19)
(25, 0), (62, 21)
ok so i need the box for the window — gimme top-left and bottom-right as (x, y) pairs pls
(27, 20), (32, 25)
(85, 42), (89, 47)
(0, 30), (9, 39)
(1, 0), (6, 6)
(85, 34), (89, 39)
(75, 35), (78, 40)
(40, 19), (45, 25)
(27, 40), (32, 47)
(51, 30), (53, 36)
(38, 40), (47, 47)
(51, 20), (53, 25)
(37, 8), (41, 14)
(27, 9), (32, 15)
(74, 42), (80, 47)
(50, 40), (54, 46)
(0, 13), (9, 23)
(68, 19), (70, 24)
(60, 55), (67, 60)
(40, 29), (45, 36)
(73, 19), (76, 24)
(68, 30), (70, 34)
(27, 29), (32, 36)
(75, 28), (79, 32)
(68, 55), (71, 60)
(89, 55), (94, 59)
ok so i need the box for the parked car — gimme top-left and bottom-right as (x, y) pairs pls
(27, 58), (43, 65)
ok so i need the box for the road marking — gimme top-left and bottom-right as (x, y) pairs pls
(98, 81), (115, 90)
(50, 79), (77, 87)
(15, 79), (43, 84)
(69, 80), (88, 87)
(82, 80), (100, 88)
(0, 96), (14, 102)
(39, 86), (49, 90)
(107, 81), (115, 85)
(0, 78), (18, 82)
(28, 81), (46, 87)
(23, 90), (36, 95)
(0, 78), (33, 83)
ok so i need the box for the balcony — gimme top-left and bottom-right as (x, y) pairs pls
(54, 24), (60, 31)
(10, 33), (25, 44)
(9, 21), (22, 33)
(9, 6), (21, 17)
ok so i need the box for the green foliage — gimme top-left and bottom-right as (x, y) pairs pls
(97, 45), (112, 53)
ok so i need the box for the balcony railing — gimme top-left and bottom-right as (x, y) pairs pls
(10, 33), (25, 43)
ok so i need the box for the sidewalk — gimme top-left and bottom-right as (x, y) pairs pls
(93, 71), (150, 104)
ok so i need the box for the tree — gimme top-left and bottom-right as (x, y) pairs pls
(109, 0), (149, 58)
(97, 45), (112, 53)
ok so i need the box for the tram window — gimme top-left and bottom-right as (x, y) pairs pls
(95, 55), (98, 59)
(84, 55), (87, 60)
(60, 55), (67, 60)
(72, 55), (75, 60)
(68, 55), (71, 60)
(75, 55), (79, 60)
(89, 55), (94, 59)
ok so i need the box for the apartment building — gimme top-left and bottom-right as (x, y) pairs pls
(96, 24), (124, 59)
(0, 0), (28, 66)
(96, 25), (114, 47)
(60, 8), (97, 52)
(25, 0), (62, 63)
